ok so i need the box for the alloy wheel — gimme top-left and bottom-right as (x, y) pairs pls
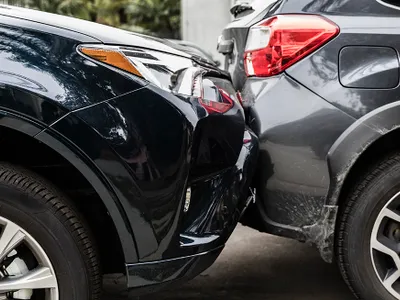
(0, 216), (58, 300)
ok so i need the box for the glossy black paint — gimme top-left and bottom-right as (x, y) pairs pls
(0, 5), (192, 58)
(49, 83), (258, 285)
(0, 25), (146, 110)
(220, 0), (400, 262)
(126, 127), (258, 291)
(71, 87), (191, 262)
(126, 247), (223, 294)
(0, 108), (139, 264)
(42, 112), (142, 261)
(0, 109), (44, 137)
(0, 5), (258, 291)
(70, 79), (254, 262)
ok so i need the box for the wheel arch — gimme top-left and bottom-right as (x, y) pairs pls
(35, 128), (139, 263)
(327, 101), (400, 208)
(0, 110), (138, 269)
(304, 101), (400, 263)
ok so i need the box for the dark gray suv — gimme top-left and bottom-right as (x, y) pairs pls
(219, 1), (400, 299)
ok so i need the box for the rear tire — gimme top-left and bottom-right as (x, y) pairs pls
(0, 163), (101, 300)
(337, 153), (400, 300)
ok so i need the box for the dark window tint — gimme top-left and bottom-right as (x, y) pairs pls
(380, 0), (400, 7)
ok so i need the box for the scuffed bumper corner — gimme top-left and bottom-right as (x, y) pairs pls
(126, 246), (223, 295)
(181, 128), (259, 249)
(124, 129), (259, 292)
(303, 205), (338, 263)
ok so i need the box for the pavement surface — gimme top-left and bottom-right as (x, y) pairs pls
(104, 225), (355, 300)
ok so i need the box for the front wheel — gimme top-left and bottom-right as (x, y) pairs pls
(337, 153), (400, 300)
(0, 164), (101, 300)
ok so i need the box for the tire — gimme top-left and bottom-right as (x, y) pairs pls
(0, 163), (101, 300)
(337, 153), (400, 300)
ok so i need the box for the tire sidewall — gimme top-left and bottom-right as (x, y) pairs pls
(0, 183), (90, 300)
(344, 163), (400, 300)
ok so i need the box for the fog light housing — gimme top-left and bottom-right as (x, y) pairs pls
(184, 187), (191, 213)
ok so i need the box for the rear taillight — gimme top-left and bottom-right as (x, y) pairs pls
(244, 14), (339, 77)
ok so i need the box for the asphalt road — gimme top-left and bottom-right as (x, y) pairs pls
(104, 225), (355, 300)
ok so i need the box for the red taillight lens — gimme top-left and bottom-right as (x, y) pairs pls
(244, 15), (339, 77)
(192, 74), (235, 114)
(199, 88), (234, 114)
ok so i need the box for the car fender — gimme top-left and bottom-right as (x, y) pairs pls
(0, 110), (138, 262)
(300, 101), (400, 263)
(327, 100), (400, 207)
(0, 23), (145, 114)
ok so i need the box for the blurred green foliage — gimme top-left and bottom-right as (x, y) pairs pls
(4, 0), (181, 38)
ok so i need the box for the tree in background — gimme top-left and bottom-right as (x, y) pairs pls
(124, 0), (181, 39)
(6, 0), (181, 38)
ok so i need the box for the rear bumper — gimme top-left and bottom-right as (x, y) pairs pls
(126, 128), (258, 291)
(241, 74), (355, 260)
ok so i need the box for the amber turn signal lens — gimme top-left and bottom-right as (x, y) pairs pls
(80, 47), (142, 77)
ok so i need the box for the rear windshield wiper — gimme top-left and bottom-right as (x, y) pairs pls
(230, 2), (253, 18)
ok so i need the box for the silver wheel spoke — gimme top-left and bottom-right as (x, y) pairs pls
(0, 267), (57, 293)
(0, 216), (59, 299)
(370, 191), (400, 300)
(372, 237), (400, 269)
(382, 208), (400, 223)
(0, 221), (25, 261)
(384, 270), (400, 290)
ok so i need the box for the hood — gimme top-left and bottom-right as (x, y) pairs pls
(0, 5), (190, 58)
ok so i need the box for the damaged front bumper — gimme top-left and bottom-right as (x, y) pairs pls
(126, 129), (259, 294)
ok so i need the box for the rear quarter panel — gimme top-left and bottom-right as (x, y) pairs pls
(243, 0), (400, 261)
(286, 15), (400, 119)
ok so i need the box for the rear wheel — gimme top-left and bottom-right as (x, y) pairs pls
(0, 164), (101, 300)
(337, 153), (400, 300)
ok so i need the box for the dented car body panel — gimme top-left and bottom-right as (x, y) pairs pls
(0, 5), (259, 292)
(242, 74), (355, 261)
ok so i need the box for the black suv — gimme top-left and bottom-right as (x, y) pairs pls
(219, 0), (400, 299)
(0, 5), (258, 299)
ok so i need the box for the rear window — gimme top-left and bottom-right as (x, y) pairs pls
(234, 0), (277, 19)
(378, 0), (400, 8)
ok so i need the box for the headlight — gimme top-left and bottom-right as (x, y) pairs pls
(78, 45), (237, 114)
(78, 45), (193, 90)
